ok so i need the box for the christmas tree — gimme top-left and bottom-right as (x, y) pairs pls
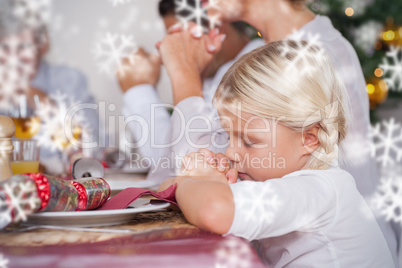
(309, 0), (402, 122)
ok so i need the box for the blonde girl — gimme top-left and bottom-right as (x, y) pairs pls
(159, 40), (393, 267)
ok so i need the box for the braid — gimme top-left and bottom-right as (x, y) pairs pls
(309, 102), (345, 170)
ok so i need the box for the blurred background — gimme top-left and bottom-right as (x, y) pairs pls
(0, 0), (401, 175)
(1, 0), (401, 131)
(47, 0), (402, 124)
(47, 0), (173, 131)
(310, 0), (402, 123)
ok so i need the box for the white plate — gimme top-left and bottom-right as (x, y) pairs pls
(104, 165), (149, 174)
(25, 199), (170, 227)
(105, 179), (159, 191)
(103, 174), (159, 192)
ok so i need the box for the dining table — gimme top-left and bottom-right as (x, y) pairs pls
(0, 172), (267, 268)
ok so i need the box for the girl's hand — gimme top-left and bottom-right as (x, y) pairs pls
(179, 152), (225, 182)
(180, 149), (238, 184)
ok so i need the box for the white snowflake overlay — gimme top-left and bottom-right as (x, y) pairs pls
(0, 176), (41, 228)
(370, 118), (402, 167)
(372, 172), (402, 225)
(108, 0), (131, 7)
(235, 182), (280, 226)
(379, 46), (402, 92)
(281, 31), (325, 77)
(0, 34), (36, 110)
(0, 254), (9, 268)
(352, 21), (382, 56)
(13, 0), (51, 29)
(36, 92), (89, 152)
(92, 33), (138, 75)
(0, 192), (12, 229)
(174, 0), (221, 32)
(309, 0), (330, 14)
(214, 236), (254, 268)
(342, 131), (373, 167)
(0, 0), (50, 111)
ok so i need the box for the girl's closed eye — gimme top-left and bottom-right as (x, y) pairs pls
(243, 138), (254, 147)
(242, 135), (257, 147)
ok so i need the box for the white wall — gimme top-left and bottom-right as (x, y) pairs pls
(47, 0), (172, 137)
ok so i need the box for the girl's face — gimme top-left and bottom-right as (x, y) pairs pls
(220, 108), (311, 181)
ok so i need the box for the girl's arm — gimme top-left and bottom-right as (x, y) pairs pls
(173, 177), (235, 235)
(158, 151), (235, 234)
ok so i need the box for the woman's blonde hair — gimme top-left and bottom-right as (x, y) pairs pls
(214, 40), (350, 170)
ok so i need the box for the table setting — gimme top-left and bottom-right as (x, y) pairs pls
(0, 115), (265, 268)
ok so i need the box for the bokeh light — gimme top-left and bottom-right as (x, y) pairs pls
(367, 84), (375, 94)
(345, 7), (354, 17)
(375, 68), (384, 78)
(383, 30), (395, 41)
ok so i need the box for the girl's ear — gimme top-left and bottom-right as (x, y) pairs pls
(302, 124), (321, 155)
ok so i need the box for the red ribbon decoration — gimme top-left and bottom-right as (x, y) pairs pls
(70, 181), (88, 211)
(28, 173), (51, 211)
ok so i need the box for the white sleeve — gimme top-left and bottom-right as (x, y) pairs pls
(227, 174), (338, 241)
(169, 96), (228, 174)
(122, 84), (171, 161)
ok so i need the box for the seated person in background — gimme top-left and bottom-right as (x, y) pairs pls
(158, 40), (394, 268)
(117, 0), (264, 181)
(0, 3), (99, 175)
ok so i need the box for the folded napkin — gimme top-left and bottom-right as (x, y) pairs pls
(97, 184), (177, 210)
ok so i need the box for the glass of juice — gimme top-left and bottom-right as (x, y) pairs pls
(11, 140), (40, 174)
(8, 94), (41, 139)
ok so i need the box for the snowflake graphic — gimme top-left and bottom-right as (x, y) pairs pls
(372, 174), (402, 225)
(0, 176), (41, 224)
(0, 34), (36, 109)
(92, 33), (137, 75)
(352, 21), (382, 56)
(0, 254), (9, 268)
(379, 46), (402, 92)
(0, 79), (30, 112)
(309, 0), (330, 14)
(281, 31), (325, 77)
(235, 182), (280, 225)
(214, 236), (254, 268)
(36, 92), (90, 153)
(13, 0), (51, 29)
(370, 118), (402, 167)
(0, 192), (12, 229)
(174, 0), (221, 32)
(108, 0), (131, 6)
(342, 131), (373, 167)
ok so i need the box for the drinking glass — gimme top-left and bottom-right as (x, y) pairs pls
(8, 94), (41, 139)
(11, 139), (40, 174)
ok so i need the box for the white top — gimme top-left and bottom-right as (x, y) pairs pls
(287, 15), (377, 199)
(227, 167), (394, 268)
(287, 15), (398, 265)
